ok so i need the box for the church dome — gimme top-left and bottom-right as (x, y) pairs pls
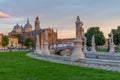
(24, 18), (32, 32)
(13, 23), (22, 33)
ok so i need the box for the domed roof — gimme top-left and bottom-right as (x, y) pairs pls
(24, 18), (32, 32)
(13, 23), (21, 31)
(14, 23), (20, 29)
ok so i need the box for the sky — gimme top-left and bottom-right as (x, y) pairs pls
(0, 0), (120, 38)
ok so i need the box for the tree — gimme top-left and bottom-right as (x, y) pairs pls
(85, 27), (105, 47)
(111, 26), (120, 46)
(2, 36), (9, 49)
(25, 38), (35, 48)
(16, 34), (25, 46)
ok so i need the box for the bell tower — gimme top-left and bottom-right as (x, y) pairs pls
(35, 16), (40, 30)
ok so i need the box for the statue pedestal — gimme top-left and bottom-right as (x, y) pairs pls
(43, 42), (50, 55)
(109, 43), (115, 53)
(71, 39), (85, 61)
(83, 45), (87, 53)
(34, 47), (42, 54)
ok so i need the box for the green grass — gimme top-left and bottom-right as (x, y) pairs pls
(97, 49), (120, 53)
(97, 49), (107, 52)
(0, 51), (120, 80)
(117, 49), (120, 53)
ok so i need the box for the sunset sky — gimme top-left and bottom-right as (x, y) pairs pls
(0, 0), (120, 38)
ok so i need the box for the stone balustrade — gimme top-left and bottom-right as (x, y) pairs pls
(27, 53), (120, 72)
(85, 52), (120, 61)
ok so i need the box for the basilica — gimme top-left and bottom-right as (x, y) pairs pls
(8, 17), (57, 48)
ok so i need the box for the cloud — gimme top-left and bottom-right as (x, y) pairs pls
(0, 12), (12, 18)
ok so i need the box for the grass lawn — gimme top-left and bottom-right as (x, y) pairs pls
(0, 51), (120, 80)
(97, 49), (120, 53)
(97, 49), (107, 52)
(117, 49), (120, 53)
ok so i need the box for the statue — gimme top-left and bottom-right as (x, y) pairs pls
(44, 30), (48, 43)
(83, 36), (88, 53)
(43, 30), (50, 55)
(41, 39), (44, 53)
(75, 16), (84, 40)
(92, 35), (95, 45)
(34, 34), (42, 54)
(109, 32), (113, 43)
(109, 32), (115, 53)
(91, 35), (96, 53)
(71, 16), (85, 61)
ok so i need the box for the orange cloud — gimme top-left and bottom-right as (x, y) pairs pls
(0, 12), (12, 18)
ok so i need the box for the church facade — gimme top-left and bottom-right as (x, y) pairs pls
(9, 17), (58, 48)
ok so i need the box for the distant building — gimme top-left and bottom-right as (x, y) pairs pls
(9, 17), (57, 47)
(0, 34), (3, 49)
(8, 36), (18, 48)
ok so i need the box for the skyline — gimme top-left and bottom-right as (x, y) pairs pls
(1, 0), (120, 38)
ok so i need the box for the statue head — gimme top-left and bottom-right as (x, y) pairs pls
(77, 16), (80, 21)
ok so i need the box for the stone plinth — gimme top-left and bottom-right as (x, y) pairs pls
(34, 47), (42, 54)
(71, 39), (85, 61)
(83, 45), (87, 53)
(109, 43), (115, 53)
(91, 45), (96, 53)
(43, 42), (50, 55)
(34, 34), (42, 54)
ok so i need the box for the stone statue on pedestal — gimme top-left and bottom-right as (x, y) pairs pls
(75, 16), (84, 40)
(41, 39), (44, 53)
(83, 36), (88, 53)
(91, 35), (96, 53)
(34, 34), (42, 54)
(109, 32), (115, 53)
(92, 35), (95, 45)
(44, 30), (48, 43)
(71, 16), (85, 61)
(43, 30), (50, 55)
(109, 32), (114, 43)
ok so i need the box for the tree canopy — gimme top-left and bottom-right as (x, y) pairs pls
(111, 26), (120, 46)
(2, 36), (9, 48)
(25, 38), (35, 48)
(85, 27), (105, 47)
(16, 34), (25, 45)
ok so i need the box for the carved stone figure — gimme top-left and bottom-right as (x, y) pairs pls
(71, 16), (85, 61)
(91, 35), (96, 53)
(44, 30), (48, 43)
(92, 35), (95, 45)
(43, 30), (50, 55)
(109, 32), (113, 43)
(83, 36), (87, 53)
(75, 16), (84, 39)
(109, 32), (115, 53)
(34, 34), (42, 54)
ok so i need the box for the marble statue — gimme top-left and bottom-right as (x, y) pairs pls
(34, 34), (42, 54)
(75, 16), (84, 40)
(43, 30), (50, 55)
(71, 16), (85, 61)
(109, 32), (115, 53)
(110, 32), (114, 43)
(91, 35), (96, 53)
(83, 36), (88, 53)
(44, 30), (48, 43)
(41, 39), (44, 54)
